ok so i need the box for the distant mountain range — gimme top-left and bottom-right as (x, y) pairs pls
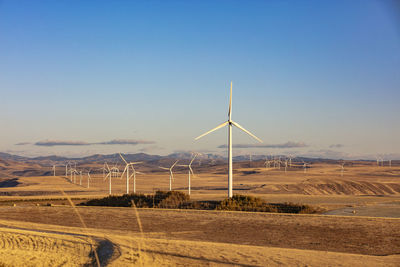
(0, 151), (360, 167)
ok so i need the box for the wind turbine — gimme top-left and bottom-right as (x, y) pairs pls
(302, 161), (310, 174)
(195, 82), (262, 198)
(69, 168), (78, 183)
(264, 157), (270, 169)
(110, 164), (120, 178)
(102, 163), (107, 178)
(159, 160), (179, 191)
(177, 154), (197, 195)
(79, 170), (83, 185)
(284, 159), (288, 174)
(52, 165), (56, 176)
(339, 162), (345, 177)
(103, 163), (112, 195)
(65, 162), (72, 179)
(87, 169), (91, 188)
(288, 155), (294, 167)
(119, 153), (143, 194)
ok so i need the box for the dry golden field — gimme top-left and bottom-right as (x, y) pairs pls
(0, 161), (399, 266)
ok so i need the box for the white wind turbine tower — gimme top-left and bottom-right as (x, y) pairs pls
(159, 160), (179, 191)
(52, 165), (56, 176)
(65, 162), (72, 178)
(339, 162), (345, 177)
(264, 157), (270, 169)
(87, 169), (91, 188)
(302, 161), (310, 174)
(79, 170), (83, 185)
(177, 154), (197, 195)
(195, 82), (263, 198)
(288, 155), (294, 168)
(284, 159), (288, 174)
(119, 153), (143, 194)
(69, 168), (78, 184)
(103, 163), (112, 195)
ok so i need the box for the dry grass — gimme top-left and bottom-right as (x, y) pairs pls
(0, 212), (399, 266)
(0, 206), (399, 256)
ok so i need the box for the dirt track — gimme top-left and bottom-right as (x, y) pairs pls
(0, 206), (399, 256)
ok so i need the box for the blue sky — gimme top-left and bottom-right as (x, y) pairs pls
(0, 0), (399, 159)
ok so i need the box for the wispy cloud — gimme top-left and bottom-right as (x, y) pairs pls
(97, 139), (155, 145)
(218, 141), (308, 149)
(329, 144), (344, 148)
(14, 142), (31, 146)
(35, 140), (90, 146)
(34, 139), (155, 147)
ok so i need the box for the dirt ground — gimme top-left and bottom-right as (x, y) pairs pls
(0, 206), (398, 256)
(1, 218), (399, 267)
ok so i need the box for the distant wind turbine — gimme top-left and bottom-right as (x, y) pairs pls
(65, 162), (72, 179)
(159, 160), (179, 191)
(119, 153), (143, 194)
(87, 169), (91, 188)
(178, 154), (197, 195)
(195, 82), (262, 198)
(79, 170), (83, 185)
(339, 162), (345, 177)
(104, 163), (112, 195)
(302, 161), (310, 174)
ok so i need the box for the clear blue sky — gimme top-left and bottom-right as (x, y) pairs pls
(0, 0), (399, 159)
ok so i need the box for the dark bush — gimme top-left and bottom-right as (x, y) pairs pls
(156, 191), (190, 208)
(80, 191), (190, 209)
(80, 192), (320, 214)
(216, 195), (319, 214)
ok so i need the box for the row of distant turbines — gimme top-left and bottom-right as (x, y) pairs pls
(55, 153), (199, 196)
(52, 154), (392, 196)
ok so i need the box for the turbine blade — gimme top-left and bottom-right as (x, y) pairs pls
(228, 81), (232, 118)
(189, 154), (197, 165)
(195, 121), (228, 140)
(103, 172), (111, 181)
(119, 153), (127, 164)
(189, 165), (194, 176)
(231, 121), (263, 143)
(120, 166), (128, 179)
(171, 160), (179, 169)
